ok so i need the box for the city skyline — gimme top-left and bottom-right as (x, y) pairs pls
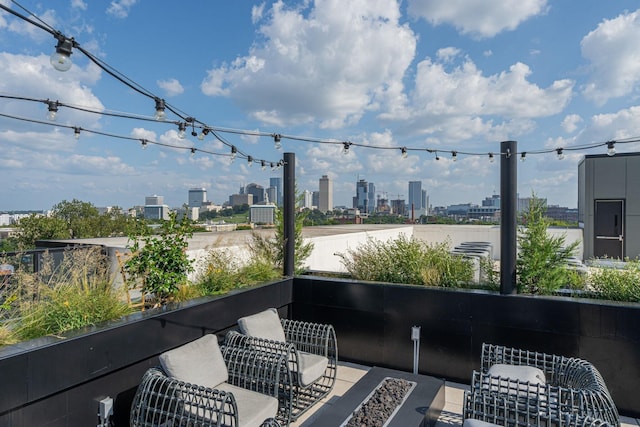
(3, 2), (640, 211)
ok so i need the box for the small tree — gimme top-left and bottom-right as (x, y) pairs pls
(124, 213), (194, 304)
(516, 194), (580, 294)
(248, 203), (313, 275)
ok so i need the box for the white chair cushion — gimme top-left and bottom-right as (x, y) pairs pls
(487, 363), (546, 385)
(159, 334), (228, 389)
(296, 351), (328, 387)
(216, 383), (278, 427)
(238, 308), (287, 343)
(463, 419), (501, 427)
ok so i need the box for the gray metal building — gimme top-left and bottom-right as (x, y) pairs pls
(578, 152), (640, 260)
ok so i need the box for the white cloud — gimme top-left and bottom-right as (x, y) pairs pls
(561, 114), (583, 133)
(201, 0), (416, 129)
(71, 0), (88, 10)
(107, 0), (137, 19)
(380, 56), (573, 142)
(251, 3), (266, 24)
(5, 8), (58, 41)
(436, 47), (462, 63)
(581, 9), (640, 105)
(407, 0), (548, 38)
(0, 52), (104, 127)
(157, 78), (184, 97)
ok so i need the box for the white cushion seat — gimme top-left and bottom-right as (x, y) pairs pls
(217, 383), (278, 427)
(463, 419), (501, 427)
(238, 307), (287, 343)
(296, 351), (328, 387)
(487, 363), (546, 385)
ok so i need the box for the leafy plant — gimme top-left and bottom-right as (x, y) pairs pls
(589, 260), (640, 302)
(337, 235), (473, 287)
(516, 194), (581, 294)
(124, 212), (194, 304)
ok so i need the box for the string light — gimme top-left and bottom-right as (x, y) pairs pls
(261, 160), (266, 170)
(401, 147), (408, 159)
(141, 139), (148, 149)
(73, 127), (80, 140)
(489, 153), (495, 163)
(607, 141), (616, 156)
(154, 98), (166, 121)
(177, 122), (187, 139)
(247, 155), (253, 167)
(273, 133), (282, 150)
(198, 128), (210, 141)
(342, 141), (351, 155)
(230, 145), (237, 162)
(435, 151), (440, 161)
(556, 148), (564, 160)
(46, 100), (58, 121)
(452, 151), (457, 162)
(520, 152), (527, 162)
(50, 34), (74, 72)
(190, 147), (196, 157)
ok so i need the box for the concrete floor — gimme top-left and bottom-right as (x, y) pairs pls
(291, 362), (640, 427)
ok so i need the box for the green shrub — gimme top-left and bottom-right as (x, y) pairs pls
(337, 235), (473, 287)
(14, 248), (131, 341)
(516, 195), (581, 295)
(194, 249), (281, 296)
(589, 261), (640, 302)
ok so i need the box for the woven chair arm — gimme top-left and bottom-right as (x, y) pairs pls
(281, 319), (337, 359)
(130, 367), (238, 427)
(221, 342), (289, 398)
(225, 330), (297, 360)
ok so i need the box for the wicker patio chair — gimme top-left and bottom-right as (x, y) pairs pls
(463, 389), (612, 427)
(469, 343), (618, 426)
(130, 334), (290, 427)
(225, 308), (337, 421)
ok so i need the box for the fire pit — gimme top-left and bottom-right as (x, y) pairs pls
(309, 367), (445, 427)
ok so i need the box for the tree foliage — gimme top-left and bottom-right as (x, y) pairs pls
(124, 213), (194, 304)
(516, 194), (580, 294)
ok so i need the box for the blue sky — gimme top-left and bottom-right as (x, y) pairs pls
(2, 0), (640, 211)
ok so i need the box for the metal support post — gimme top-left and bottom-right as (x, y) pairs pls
(283, 152), (295, 277)
(500, 140), (517, 294)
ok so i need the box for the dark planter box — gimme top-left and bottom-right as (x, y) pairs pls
(1, 276), (639, 425)
(293, 275), (640, 418)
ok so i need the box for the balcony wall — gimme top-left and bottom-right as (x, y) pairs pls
(0, 276), (638, 426)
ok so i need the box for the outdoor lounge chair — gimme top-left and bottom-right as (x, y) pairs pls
(130, 334), (289, 427)
(463, 389), (611, 426)
(225, 308), (337, 421)
(466, 343), (619, 426)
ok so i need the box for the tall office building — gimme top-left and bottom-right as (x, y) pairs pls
(145, 195), (163, 206)
(245, 183), (265, 204)
(354, 179), (369, 214)
(188, 188), (207, 208)
(408, 181), (424, 211)
(318, 175), (333, 213)
(269, 177), (282, 206)
(303, 190), (313, 209)
(368, 182), (376, 214)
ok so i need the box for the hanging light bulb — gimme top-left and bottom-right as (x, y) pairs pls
(50, 35), (73, 72)
(342, 141), (351, 155)
(270, 162), (276, 171)
(273, 134), (282, 150)
(261, 160), (266, 170)
(46, 100), (59, 121)
(520, 152), (527, 162)
(230, 146), (237, 162)
(401, 147), (408, 159)
(198, 128), (210, 141)
(177, 122), (187, 139)
(556, 148), (564, 160)
(452, 151), (457, 162)
(247, 155), (253, 167)
(141, 139), (148, 149)
(489, 153), (495, 163)
(73, 127), (80, 140)
(435, 151), (440, 161)
(607, 141), (616, 156)
(154, 98), (166, 120)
